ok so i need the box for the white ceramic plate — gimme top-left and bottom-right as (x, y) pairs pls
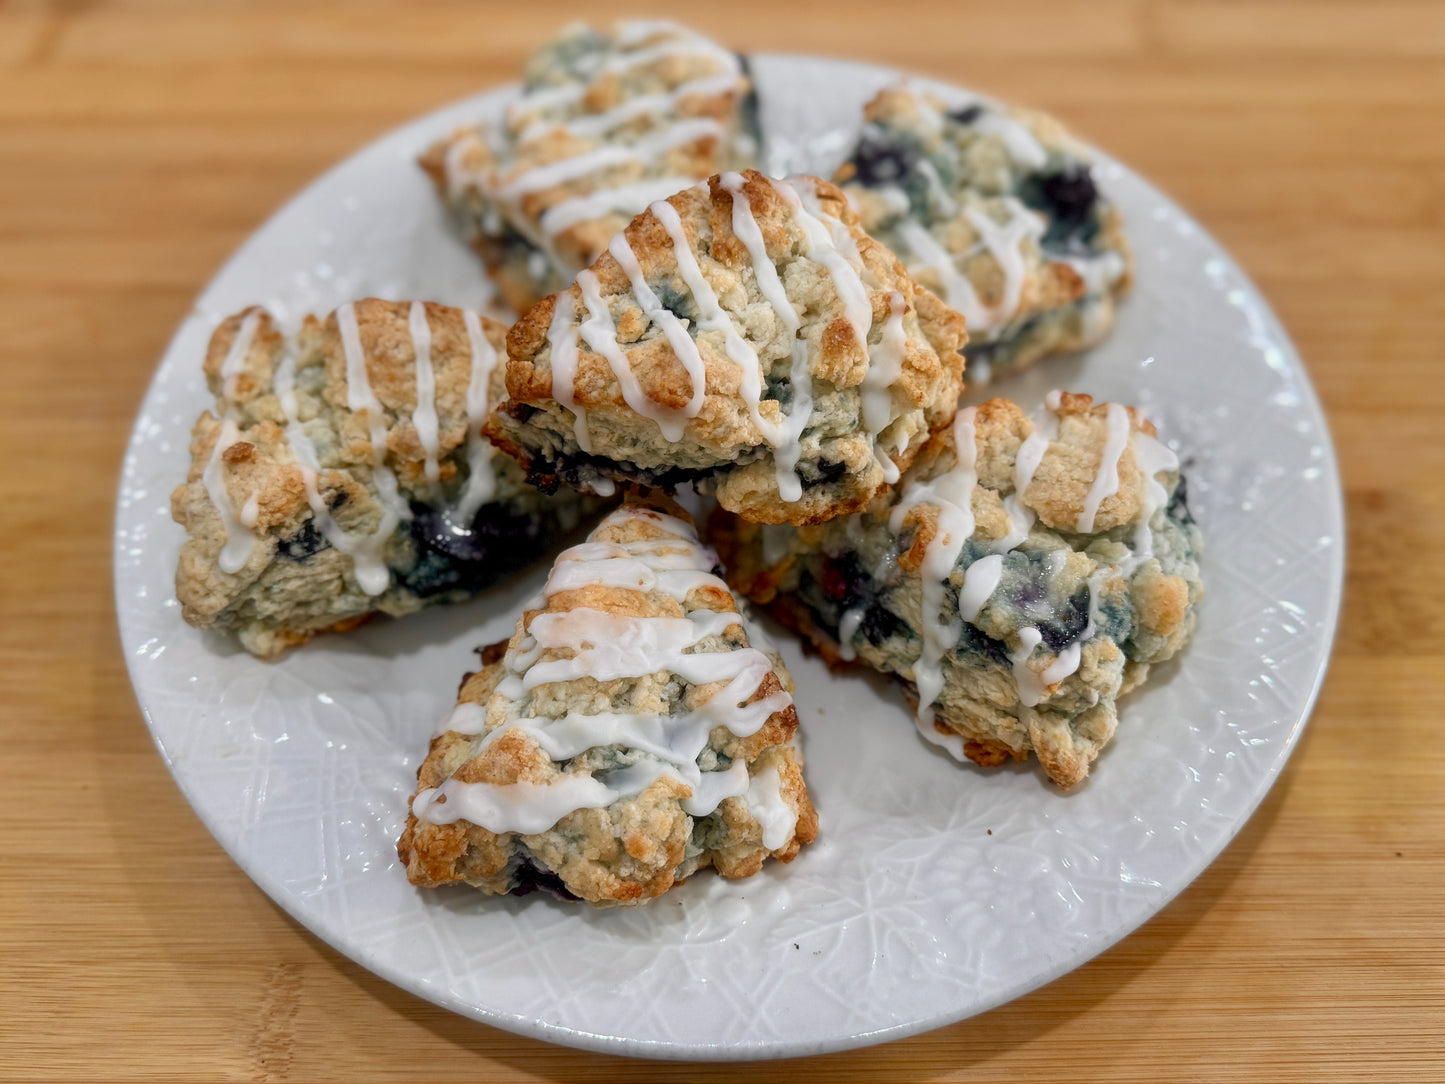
(115, 55), (1344, 1060)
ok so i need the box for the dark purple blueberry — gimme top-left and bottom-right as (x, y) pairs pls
(276, 520), (328, 561)
(861, 603), (906, 646)
(1039, 167), (1098, 226)
(801, 459), (849, 485)
(403, 502), (547, 599)
(851, 133), (917, 187)
(947, 104), (983, 125)
(1039, 590), (1091, 653)
(1166, 473), (1195, 526)
(508, 860), (580, 901)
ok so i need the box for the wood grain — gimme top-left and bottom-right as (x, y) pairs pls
(1, 1), (1442, 1079)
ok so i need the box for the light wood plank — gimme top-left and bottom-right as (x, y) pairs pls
(1, 0), (1442, 1080)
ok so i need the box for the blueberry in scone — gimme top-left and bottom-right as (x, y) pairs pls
(712, 392), (1201, 790)
(486, 169), (969, 526)
(171, 300), (604, 657)
(421, 20), (760, 314)
(397, 499), (818, 905)
(837, 86), (1132, 382)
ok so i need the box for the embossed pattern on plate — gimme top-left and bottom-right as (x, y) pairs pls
(114, 56), (1343, 1059)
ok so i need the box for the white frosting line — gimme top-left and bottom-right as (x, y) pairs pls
(963, 198), (1046, 331)
(896, 217), (988, 331)
(455, 310), (499, 521)
(544, 291), (590, 453)
(890, 406), (980, 723)
(539, 175), (695, 238)
(746, 761), (798, 851)
(408, 302), (441, 485)
(576, 268), (690, 441)
(522, 73), (741, 144)
(648, 198), (788, 451)
(972, 111), (1050, 170)
(719, 171), (810, 503)
(415, 509), (798, 843)
(836, 605), (865, 661)
(218, 309), (261, 402)
(201, 418), (258, 575)
(1077, 402), (1131, 533)
(590, 233), (708, 436)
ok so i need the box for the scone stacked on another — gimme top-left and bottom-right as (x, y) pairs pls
(171, 299), (603, 657)
(837, 85), (1132, 382)
(487, 169), (969, 526)
(422, 20), (760, 314)
(712, 392), (1201, 790)
(398, 500), (818, 905)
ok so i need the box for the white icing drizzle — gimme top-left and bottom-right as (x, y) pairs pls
(746, 762), (799, 851)
(544, 291), (590, 452)
(648, 198), (788, 454)
(413, 509), (796, 840)
(497, 119), (723, 202)
(777, 179), (873, 349)
(442, 131), (486, 200)
(996, 404), (1058, 552)
(836, 606), (865, 662)
(1008, 626), (1049, 707)
(962, 198), (1047, 331)
(915, 157), (958, 218)
(520, 73), (741, 144)
(889, 406), (980, 723)
(596, 234), (707, 434)
(201, 418), (259, 575)
(455, 310), (499, 520)
(265, 306), (407, 596)
(719, 171), (811, 502)
(1077, 402), (1132, 533)
(274, 350), (351, 562)
(1117, 430), (1181, 577)
(860, 291), (908, 481)
(896, 217), (988, 331)
(538, 175), (695, 238)
(957, 552), (1003, 622)
(407, 302), (441, 485)
(972, 110), (1050, 170)
(218, 309), (261, 401)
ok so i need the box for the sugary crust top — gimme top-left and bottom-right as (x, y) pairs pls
(838, 85), (1132, 358)
(491, 170), (968, 526)
(172, 301), (526, 652)
(420, 20), (755, 294)
(398, 502), (818, 903)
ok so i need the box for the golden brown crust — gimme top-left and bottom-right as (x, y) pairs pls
(399, 500), (817, 905)
(710, 392), (1203, 791)
(421, 22), (759, 313)
(171, 301), (599, 657)
(489, 170), (968, 527)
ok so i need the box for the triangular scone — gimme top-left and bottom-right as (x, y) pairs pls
(420, 20), (760, 314)
(170, 300), (602, 657)
(398, 500), (818, 905)
(713, 393), (1202, 790)
(486, 170), (969, 526)
(837, 86), (1131, 382)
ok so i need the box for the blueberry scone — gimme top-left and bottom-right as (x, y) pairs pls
(713, 392), (1201, 790)
(397, 501), (818, 905)
(171, 300), (601, 657)
(486, 170), (969, 527)
(837, 86), (1131, 382)
(421, 20), (759, 314)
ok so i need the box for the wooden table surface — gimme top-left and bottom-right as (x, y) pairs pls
(3, 0), (1443, 1079)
